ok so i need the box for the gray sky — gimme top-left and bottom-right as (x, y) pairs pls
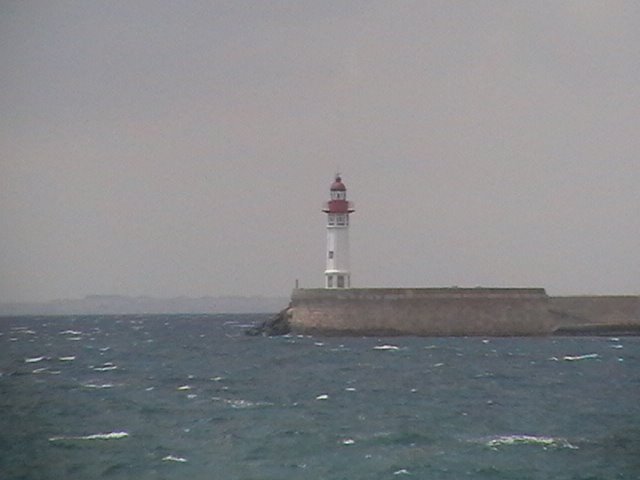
(1, 1), (639, 302)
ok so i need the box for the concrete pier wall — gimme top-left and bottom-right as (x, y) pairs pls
(290, 288), (554, 336)
(549, 296), (640, 327)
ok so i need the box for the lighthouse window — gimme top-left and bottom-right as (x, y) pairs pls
(328, 251), (334, 259)
(336, 215), (346, 226)
(337, 275), (345, 288)
(331, 191), (346, 200)
(328, 215), (336, 226)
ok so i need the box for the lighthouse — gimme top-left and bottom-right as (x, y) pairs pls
(322, 174), (355, 288)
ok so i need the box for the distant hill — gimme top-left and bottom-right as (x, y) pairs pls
(0, 295), (289, 316)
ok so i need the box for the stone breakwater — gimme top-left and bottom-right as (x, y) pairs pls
(290, 288), (553, 336)
(249, 288), (640, 337)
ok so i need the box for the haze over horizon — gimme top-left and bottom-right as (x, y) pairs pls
(2, 1), (639, 303)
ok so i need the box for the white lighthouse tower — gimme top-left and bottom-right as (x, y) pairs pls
(323, 174), (355, 288)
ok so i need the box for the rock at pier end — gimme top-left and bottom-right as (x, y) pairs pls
(245, 306), (291, 336)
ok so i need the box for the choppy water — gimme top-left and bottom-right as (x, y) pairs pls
(1, 314), (639, 479)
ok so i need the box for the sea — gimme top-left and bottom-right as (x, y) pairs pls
(1, 314), (638, 480)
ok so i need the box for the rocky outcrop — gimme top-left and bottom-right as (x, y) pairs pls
(245, 306), (292, 336)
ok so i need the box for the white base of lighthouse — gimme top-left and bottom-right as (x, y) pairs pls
(325, 226), (351, 289)
(325, 270), (351, 289)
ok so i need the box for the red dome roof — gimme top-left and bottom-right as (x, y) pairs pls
(330, 176), (346, 191)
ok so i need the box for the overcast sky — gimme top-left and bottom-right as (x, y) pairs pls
(1, 1), (639, 302)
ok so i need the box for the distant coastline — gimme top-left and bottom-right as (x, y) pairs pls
(0, 294), (288, 316)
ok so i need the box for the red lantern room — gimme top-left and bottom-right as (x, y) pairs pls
(323, 176), (355, 215)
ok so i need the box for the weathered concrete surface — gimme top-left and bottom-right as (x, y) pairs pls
(549, 296), (640, 335)
(286, 289), (640, 337)
(549, 296), (640, 326)
(290, 288), (554, 336)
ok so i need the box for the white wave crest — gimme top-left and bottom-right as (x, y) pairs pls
(162, 455), (188, 463)
(211, 396), (273, 409)
(82, 383), (114, 389)
(49, 431), (129, 441)
(485, 434), (577, 449)
(563, 353), (599, 361)
(25, 356), (46, 363)
(93, 362), (118, 371)
(373, 345), (400, 351)
(394, 469), (411, 475)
